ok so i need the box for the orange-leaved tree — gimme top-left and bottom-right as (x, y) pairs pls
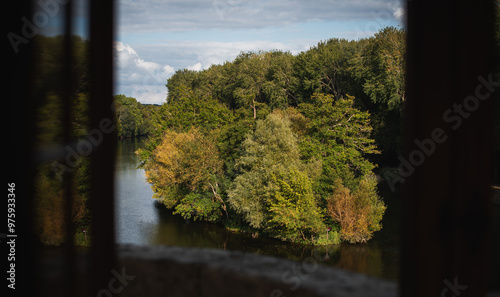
(144, 128), (227, 221)
(327, 175), (386, 243)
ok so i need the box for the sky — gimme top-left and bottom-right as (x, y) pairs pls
(114, 0), (405, 105)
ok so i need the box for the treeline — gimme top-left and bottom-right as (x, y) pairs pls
(138, 26), (406, 244)
(113, 94), (161, 138)
(166, 26), (405, 165)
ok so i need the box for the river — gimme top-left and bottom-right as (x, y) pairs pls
(113, 138), (499, 285)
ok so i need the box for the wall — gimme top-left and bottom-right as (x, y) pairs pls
(117, 245), (397, 297)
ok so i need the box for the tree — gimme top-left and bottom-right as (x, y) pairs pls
(138, 104), (161, 136)
(166, 69), (208, 103)
(159, 86), (234, 132)
(228, 113), (301, 228)
(299, 93), (379, 195)
(231, 51), (270, 118)
(359, 27), (406, 164)
(261, 50), (298, 109)
(266, 168), (325, 242)
(216, 112), (255, 175)
(327, 176), (386, 243)
(144, 128), (227, 221)
(113, 94), (143, 138)
(228, 114), (300, 227)
(361, 26), (406, 111)
(294, 38), (361, 103)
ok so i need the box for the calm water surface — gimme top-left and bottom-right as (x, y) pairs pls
(114, 138), (499, 286)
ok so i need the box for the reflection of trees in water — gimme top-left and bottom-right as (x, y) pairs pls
(150, 201), (319, 260)
(116, 138), (144, 169)
(148, 200), (390, 280)
(335, 243), (383, 277)
(149, 202), (228, 248)
(308, 245), (340, 262)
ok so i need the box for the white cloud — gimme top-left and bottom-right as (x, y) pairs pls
(114, 41), (137, 55)
(113, 41), (175, 104)
(163, 65), (175, 73)
(114, 38), (319, 103)
(393, 6), (405, 22)
(136, 59), (161, 72)
(132, 39), (312, 71)
(187, 62), (202, 71)
(385, 0), (405, 22)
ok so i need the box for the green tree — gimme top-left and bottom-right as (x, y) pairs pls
(294, 38), (361, 103)
(138, 87), (234, 164)
(361, 26), (406, 111)
(228, 114), (318, 229)
(358, 27), (406, 164)
(166, 69), (208, 103)
(113, 94), (143, 138)
(216, 112), (255, 174)
(138, 104), (161, 136)
(231, 52), (270, 118)
(159, 86), (234, 132)
(266, 168), (325, 242)
(228, 113), (302, 228)
(299, 93), (379, 195)
(261, 50), (298, 109)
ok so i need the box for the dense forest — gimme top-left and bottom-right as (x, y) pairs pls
(113, 94), (160, 138)
(131, 26), (406, 245)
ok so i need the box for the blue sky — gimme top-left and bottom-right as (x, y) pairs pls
(114, 0), (405, 104)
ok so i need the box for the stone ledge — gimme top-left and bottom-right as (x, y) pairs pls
(118, 244), (398, 297)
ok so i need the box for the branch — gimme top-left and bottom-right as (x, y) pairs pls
(208, 182), (228, 219)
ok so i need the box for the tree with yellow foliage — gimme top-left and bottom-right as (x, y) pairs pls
(327, 176), (386, 243)
(145, 128), (227, 221)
